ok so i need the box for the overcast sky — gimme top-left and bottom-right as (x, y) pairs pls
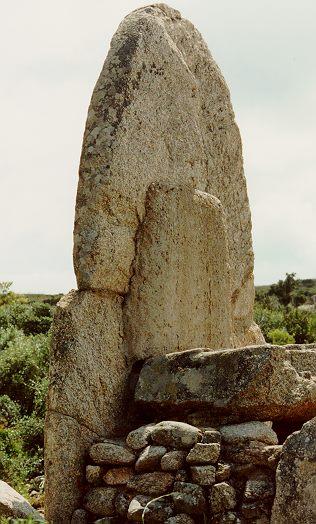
(1, 1), (315, 293)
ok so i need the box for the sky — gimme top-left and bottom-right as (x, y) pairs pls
(1, 0), (315, 293)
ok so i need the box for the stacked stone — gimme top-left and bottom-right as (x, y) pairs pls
(72, 420), (282, 523)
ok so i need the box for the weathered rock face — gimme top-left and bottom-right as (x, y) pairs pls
(271, 417), (316, 524)
(73, 2), (261, 348)
(135, 344), (316, 422)
(0, 481), (44, 521)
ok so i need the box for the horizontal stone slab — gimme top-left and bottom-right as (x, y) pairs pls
(134, 344), (316, 422)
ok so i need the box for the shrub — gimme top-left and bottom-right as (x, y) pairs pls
(254, 304), (284, 339)
(0, 301), (53, 336)
(284, 308), (313, 344)
(0, 396), (21, 427)
(0, 334), (49, 414)
(0, 327), (24, 351)
(266, 328), (295, 345)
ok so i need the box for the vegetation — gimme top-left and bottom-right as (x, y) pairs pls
(0, 274), (315, 515)
(255, 274), (316, 344)
(0, 284), (54, 510)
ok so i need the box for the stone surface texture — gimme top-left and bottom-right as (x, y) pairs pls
(150, 421), (202, 449)
(186, 442), (220, 464)
(161, 450), (187, 471)
(271, 417), (316, 523)
(135, 344), (316, 422)
(209, 482), (237, 514)
(220, 421), (278, 445)
(89, 441), (135, 465)
(84, 487), (117, 517)
(135, 445), (167, 472)
(46, 2), (264, 520)
(0, 481), (44, 520)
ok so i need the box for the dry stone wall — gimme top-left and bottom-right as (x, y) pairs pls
(73, 420), (281, 523)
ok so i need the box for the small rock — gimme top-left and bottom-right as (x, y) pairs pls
(261, 445), (283, 469)
(89, 441), (135, 465)
(220, 422), (278, 445)
(203, 429), (221, 444)
(93, 518), (120, 524)
(173, 482), (206, 515)
(174, 470), (189, 482)
(71, 508), (89, 523)
(143, 497), (174, 522)
(210, 482), (237, 514)
(150, 421), (202, 449)
(241, 501), (271, 520)
(161, 451), (187, 471)
(223, 440), (270, 464)
(186, 443), (220, 465)
(230, 463), (257, 478)
(216, 463), (231, 482)
(127, 495), (151, 522)
(103, 467), (134, 485)
(190, 465), (216, 486)
(244, 476), (275, 502)
(135, 445), (166, 472)
(165, 514), (195, 523)
(0, 481), (44, 521)
(126, 424), (155, 450)
(127, 472), (174, 496)
(115, 491), (133, 517)
(84, 487), (117, 517)
(212, 512), (238, 523)
(86, 465), (103, 484)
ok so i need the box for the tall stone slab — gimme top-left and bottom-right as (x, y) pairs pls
(46, 4), (263, 522)
(124, 183), (233, 359)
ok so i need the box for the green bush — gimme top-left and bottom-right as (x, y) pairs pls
(0, 395), (21, 427)
(284, 308), (313, 344)
(0, 292), (52, 498)
(254, 304), (285, 339)
(0, 301), (52, 336)
(0, 327), (24, 351)
(0, 334), (49, 413)
(266, 328), (295, 345)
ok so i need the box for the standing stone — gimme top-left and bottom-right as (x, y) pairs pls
(271, 417), (316, 523)
(46, 3), (263, 521)
(72, 2), (262, 350)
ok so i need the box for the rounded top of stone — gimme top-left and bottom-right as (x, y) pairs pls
(131, 3), (182, 20)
